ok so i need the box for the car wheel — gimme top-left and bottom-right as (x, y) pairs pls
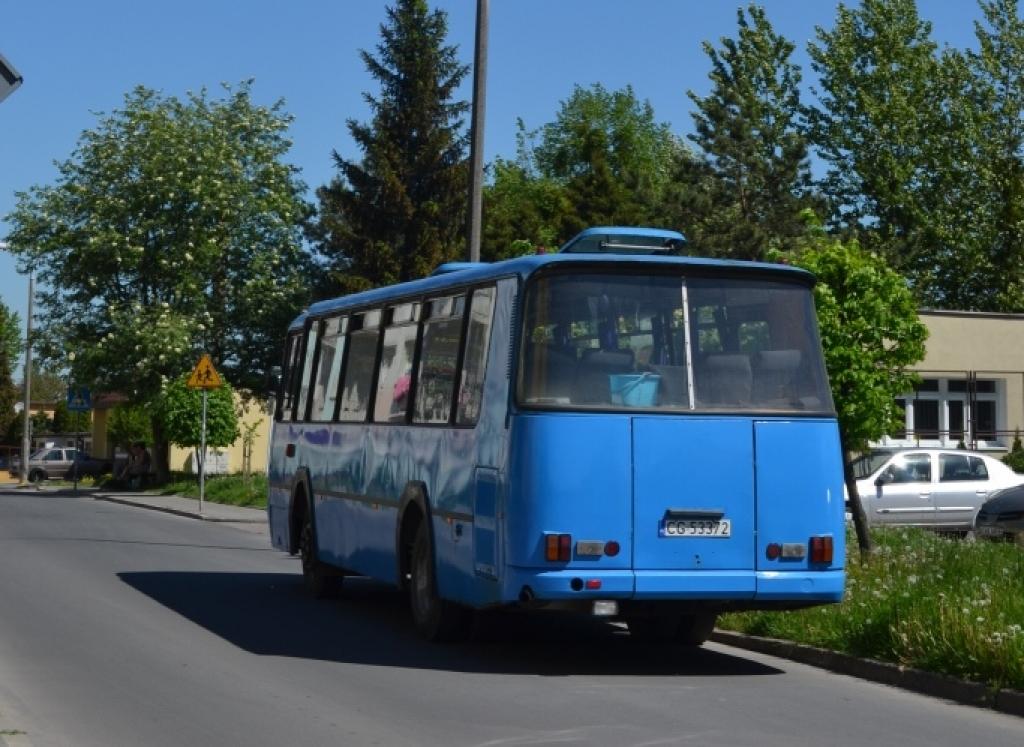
(28, 469), (45, 483)
(409, 521), (471, 642)
(299, 512), (341, 599)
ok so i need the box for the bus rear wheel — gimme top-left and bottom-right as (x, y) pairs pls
(409, 522), (470, 642)
(299, 514), (340, 599)
(627, 612), (717, 646)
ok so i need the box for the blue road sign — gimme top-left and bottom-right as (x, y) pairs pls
(67, 387), (92, 412)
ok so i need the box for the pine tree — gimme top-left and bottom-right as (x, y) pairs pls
(315, 0), (469, 295)
(687, 4), (816, 260)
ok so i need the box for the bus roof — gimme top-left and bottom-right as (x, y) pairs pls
(290, 251), (814, 331)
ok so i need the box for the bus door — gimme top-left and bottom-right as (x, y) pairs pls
(631, 417), (756, 577)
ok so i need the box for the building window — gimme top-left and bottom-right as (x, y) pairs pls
(885, 377), (1003, 448)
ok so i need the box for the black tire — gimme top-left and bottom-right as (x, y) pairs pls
(626, 615), (681, 644)
(628, 613), (717, 646)
(409, 521), (471, 642)
(676, 613), (717, 646)
(28, 469), (45, 483)
(299, 511), (340, 599)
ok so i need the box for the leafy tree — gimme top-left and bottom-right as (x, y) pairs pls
(481, 156), (571, 260)
(107, 403), (153, 452)
(965, 0), (1024, 311)
(0, 301), (20, 366)
(688, 4), (817, 260)
(24, 369), (67, 405)
(50, 401), (89, 434)
(782, 221), (928, 555)
(518, 84), (684, 235)
(4, 82), (311, 475)
(808, 0), (948, 284)
(315, 0), (469, 295)
(0, 301), (20, 440)
(153, 376), (239, 473)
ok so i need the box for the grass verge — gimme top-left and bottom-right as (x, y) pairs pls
(148, 472), (267, 509)
(719, 527), (1024, 691)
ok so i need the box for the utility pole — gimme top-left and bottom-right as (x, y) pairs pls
(465, 0), (489, 263)
(20, 272), (33, 486)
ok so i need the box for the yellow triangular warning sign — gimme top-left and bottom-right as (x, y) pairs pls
(186, 354), (223, 390)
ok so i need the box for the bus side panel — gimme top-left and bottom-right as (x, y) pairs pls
(434, 279), (515, 608)
(267, 421), (298, 552)
(504, 414), (633, 601)
(754, 419), (845, 602)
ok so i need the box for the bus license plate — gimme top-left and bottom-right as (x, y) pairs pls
(660, 518), (732, 538)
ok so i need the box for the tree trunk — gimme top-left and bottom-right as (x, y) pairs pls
(150, 417), (171, 484)
(843, 447), (874, 558)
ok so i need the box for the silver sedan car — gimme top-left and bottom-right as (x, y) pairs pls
(851, 449), (1024, 531)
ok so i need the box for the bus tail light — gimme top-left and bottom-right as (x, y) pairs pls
(604, 540), (620, 557)
(545, 533), (572, 562)
(810, 536), (833, 564)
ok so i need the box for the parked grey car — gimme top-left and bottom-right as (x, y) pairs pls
(974, 484), (1024, 540)
(851, 449), (1024, 531)
(9, 447), (112, 482)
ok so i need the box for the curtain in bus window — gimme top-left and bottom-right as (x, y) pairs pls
(374, 323), (418, 423)
(338, 328), (379, 422)
(294, 324), (320, 421)
(414, 297), (465, 424)
(456, 288), (496, 424)
(310, 317), (346, 421)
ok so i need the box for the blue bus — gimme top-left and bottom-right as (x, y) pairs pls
(268, 227), (845, 642)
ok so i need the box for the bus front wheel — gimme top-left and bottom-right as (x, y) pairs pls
(409, 522), (470, 642)
(299, 513), (340, 599)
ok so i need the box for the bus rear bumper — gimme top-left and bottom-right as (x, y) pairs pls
(504, 567), (844, 604)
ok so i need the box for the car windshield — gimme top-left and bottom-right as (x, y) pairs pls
(517, 270), (834, 414)
(852, 451), (894, 479)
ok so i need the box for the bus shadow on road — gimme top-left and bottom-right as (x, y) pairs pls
(118, 571), (783, 677)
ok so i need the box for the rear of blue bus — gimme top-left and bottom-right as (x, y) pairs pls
(503, 261), (845, 629)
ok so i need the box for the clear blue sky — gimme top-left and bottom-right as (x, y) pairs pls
(0, 0), (982, 339)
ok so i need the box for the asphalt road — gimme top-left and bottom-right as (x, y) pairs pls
(1, 488), (1023, 747)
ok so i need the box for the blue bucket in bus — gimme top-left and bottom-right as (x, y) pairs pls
(609, 373), (660, 407)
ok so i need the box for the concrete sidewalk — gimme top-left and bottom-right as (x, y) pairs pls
(0, 479), (265, 524)
(92, 490), (267, 523)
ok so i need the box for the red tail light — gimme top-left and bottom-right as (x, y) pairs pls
(810, 536), (833, 564)
(545, 533), (572, 562)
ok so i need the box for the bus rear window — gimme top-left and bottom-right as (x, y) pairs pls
(518, 271), (833, 414)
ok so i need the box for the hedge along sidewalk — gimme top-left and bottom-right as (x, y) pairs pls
(711, 629), (1024, 718)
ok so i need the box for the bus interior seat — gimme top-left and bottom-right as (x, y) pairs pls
(576, 348), (634, 404)
(524, 344), (578, 402)
(649, 363), (688, 407)
(752, 349), (802, 403)
(701, 354), (752, 405)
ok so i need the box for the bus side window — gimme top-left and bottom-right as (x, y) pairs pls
(414, 295), (465, 424)
(294, 322), (321, 421)
(310, 316), (347, 422)
(374, 303), (420, 423)
(338, 310), (382, 422)
(456, 287), (496, 424)
(276, 332), (302, 421)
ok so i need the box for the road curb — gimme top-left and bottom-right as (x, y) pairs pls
(92, 494), (265, 524)
(711, 629), (1024, 718)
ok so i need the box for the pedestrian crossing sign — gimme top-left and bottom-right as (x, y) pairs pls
(187, 354), (223, 390)
(67, 386), (92, 412)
